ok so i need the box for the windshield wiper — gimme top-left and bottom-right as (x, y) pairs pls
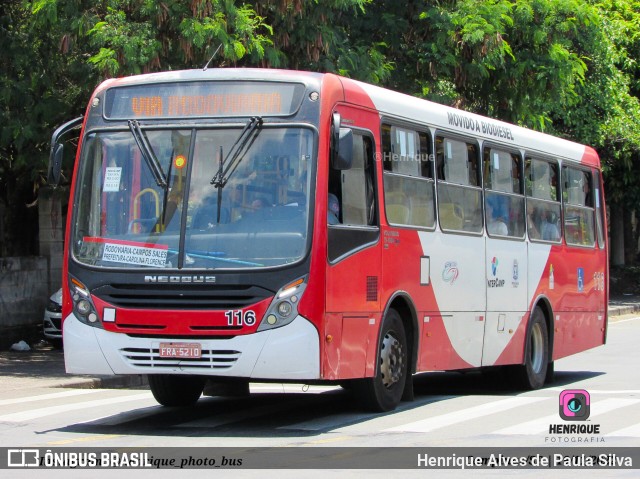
(210, 116), (263, 189)
(210, 116), (262, 223)
(128, 120), (167, 189)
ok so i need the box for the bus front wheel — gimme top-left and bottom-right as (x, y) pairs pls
(509, 308), (549, 390)
(354, 309), (408, 412)
(148, 374), (206, 407)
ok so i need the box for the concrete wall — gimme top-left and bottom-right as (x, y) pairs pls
(0, 187), (66, 348)
(38, 187), (66, 293)
(0, 257), (49, 348)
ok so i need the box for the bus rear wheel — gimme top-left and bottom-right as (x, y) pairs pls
(354, 309), (408, 412)
(148, 375), (206, 407)
(509, 308), (549, 390)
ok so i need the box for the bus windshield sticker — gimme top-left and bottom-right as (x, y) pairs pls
(83, 237), (169, 268)
(103, 167), (122, 192)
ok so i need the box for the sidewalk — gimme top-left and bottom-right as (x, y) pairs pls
(1, 299), (638, 392)
(608, 295), (640, 316)
(0, 347), (147, 392)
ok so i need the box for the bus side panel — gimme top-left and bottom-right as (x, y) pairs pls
(417, 231), (485, 368)
(301, 73), (344, 379)
(481, 237), (528, 366)
(551, 244), (607, 359)
(380, 227), (474, 372)
(493, 242), (551, 365)
(325, 102), (383, 380)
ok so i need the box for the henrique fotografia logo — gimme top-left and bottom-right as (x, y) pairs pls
(546, 389), (602, 443)
(559, 389), (591, 421)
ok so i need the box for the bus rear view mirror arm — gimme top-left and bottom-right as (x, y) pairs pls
(48, 116), (83, 187)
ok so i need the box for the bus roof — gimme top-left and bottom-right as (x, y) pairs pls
(93, 68), (599, 168)
(338, 75), (599, 168)
(95, 68), (324, 92)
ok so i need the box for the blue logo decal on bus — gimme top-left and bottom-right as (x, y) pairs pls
(577, 268), (584, 292)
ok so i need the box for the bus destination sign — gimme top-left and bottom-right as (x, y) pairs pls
(104, 81), (305, 119)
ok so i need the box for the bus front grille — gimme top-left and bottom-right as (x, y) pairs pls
(119, 347), (241, 370)
(94, 283), (273, 310)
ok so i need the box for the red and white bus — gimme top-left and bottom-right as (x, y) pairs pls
(49, 69), (607, 411)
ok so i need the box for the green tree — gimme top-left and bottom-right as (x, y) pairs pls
(0, 0), (92, 255)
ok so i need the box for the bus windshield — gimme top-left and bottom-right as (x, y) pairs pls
(71, 126), (314, 270)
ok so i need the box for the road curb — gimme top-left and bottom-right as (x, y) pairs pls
(61, 374), (149, 389)
(608, 304), (640, 317)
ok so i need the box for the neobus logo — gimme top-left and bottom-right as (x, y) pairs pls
(144, 275), (216, 284)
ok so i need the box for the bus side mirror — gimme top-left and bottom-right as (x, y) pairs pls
(48, 116), (83, 187)
(48, 144), (64, 186)
(331, 113), (353, 170)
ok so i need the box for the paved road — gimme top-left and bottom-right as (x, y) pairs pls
(0, 317), (638, 445)
(0, 313), (638, 478)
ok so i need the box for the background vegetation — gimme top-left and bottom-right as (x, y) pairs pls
(2, 0), (640, 265)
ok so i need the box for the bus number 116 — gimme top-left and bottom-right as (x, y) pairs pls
(225, 310), (256, 327)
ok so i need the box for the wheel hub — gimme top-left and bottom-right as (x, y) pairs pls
(380, 332), (403, 388)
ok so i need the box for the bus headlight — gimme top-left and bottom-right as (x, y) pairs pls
(277, 301), (293, 317)
(76, 298), (92, 316)
(258, 277), (307, 331)
(69, 276), (103, 329)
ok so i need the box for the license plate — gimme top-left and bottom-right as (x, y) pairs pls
(159, 342), (202, 359)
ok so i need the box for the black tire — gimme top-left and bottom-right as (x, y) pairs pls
(509, 308), (549, 390)
(354, 309), (408, 412)
(148, 375), (205, 407)
(545, 360), (555, 384)
(50, 339), (63, 350)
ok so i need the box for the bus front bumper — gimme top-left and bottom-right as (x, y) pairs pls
(63, 313), (320, 380)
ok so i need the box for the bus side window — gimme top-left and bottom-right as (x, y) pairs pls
(525, 158), (561, 243)
(382, 124), (434, 228)
(327, 129), (378, 263)
(483, 147), (525, 238)
(594, 170), (605, 249)
(435, 136), (482, 233)
(329, 132), (376, 227)
(562, 166), (595, 247)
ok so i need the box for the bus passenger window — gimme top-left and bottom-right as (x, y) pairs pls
(483, 147), (525, 239)
(563, 167), (595, 247)
(382, 124), (434, 228)
(525, 158), (561, 243)
(435, 136), (482, 233)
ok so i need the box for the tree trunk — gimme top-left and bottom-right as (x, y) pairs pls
(624, 206), (635, 264)
(610, 202), (625, 266)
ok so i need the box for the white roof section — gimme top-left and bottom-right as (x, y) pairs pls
(351, 79), (590, 164)
(95, 68), (323, 92)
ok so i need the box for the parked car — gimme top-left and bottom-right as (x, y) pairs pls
(43, 288), (63, 349)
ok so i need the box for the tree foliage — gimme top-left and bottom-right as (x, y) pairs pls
(2, 0), (640, 257)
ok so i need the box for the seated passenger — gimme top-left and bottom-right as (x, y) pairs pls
(251, 197), (270, 210)
(328, 193), (341, 225)
(486, 197), (508, 235)
(192, 194), (230, 229)
(541, 210), (560, 241)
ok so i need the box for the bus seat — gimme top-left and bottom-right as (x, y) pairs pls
(192, 203), (230, 229)
(410, 205), (433, 228)
(439, 203), (464, 230)
(128, 217), (158, 234)
(409, 195), (434, 227)
(387, 204), (410, 224)
(385, 191), (410, 224)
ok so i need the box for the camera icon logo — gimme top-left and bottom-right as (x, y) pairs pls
(559, 389), (591, 421)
